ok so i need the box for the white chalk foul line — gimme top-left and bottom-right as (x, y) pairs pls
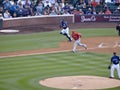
(0, 47), (98, 58)
(1, 41), (120, 59)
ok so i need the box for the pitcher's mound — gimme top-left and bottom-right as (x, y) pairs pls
(39, 76), (120, 89)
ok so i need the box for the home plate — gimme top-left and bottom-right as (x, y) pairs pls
(0, 29), (19, 33)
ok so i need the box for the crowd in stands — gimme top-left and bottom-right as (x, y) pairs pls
(0, 0), (120, 18)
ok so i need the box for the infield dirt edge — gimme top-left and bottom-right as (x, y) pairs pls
(39, 75), (120, 89)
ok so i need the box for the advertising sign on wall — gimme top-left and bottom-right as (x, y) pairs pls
(75, 15), (120, 22)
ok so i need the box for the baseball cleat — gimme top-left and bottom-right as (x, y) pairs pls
(72, 50), (75, 53)
(109, 77), (114, 79)
(69, 39), (72, 42)
(84, 44), (87, 49)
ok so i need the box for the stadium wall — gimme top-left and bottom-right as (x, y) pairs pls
(2, 15), (74, 28)
(1, 14), (119, 29)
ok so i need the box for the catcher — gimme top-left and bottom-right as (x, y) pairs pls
(108, 52), (120, 79)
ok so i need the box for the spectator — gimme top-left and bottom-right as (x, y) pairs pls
(116, 5), (120, 11)
(0, 0), (3, 6)
(0, 6), (4, 16)
(71, 8), (84, 15)
(12, 12), (17, 17)
(35, 1), (44, 15)
(87, 2), (93, 9)
(10, 0), (15, 5)
(113, 8), (120, 15)
(98, 9), (104, 14)
(0, 13), (3, 19)
(61, 0), (65, 8)
(52, 1), (61, 14)
(62, 9), (70, 15)
(75, 0), (84, 10)
(17, 0), (31, 6)
(78, 8), (84, 15)
(72, 0), (79, 8)
(3, 9), (12, 18)
(44, 0), (52, 8)
(63, 3), (71, 14)
(95, 1), (105, 13)
(51, 3), (58, 13)
(91, 0), (99, 8)
(82, 2), (87, 14)
(71, 8), (80, 14)
(84, 0), (89, 5)
(29, 2), (35, 16)
(96, 0), (101, 3)
(99, 0), (105, 4)
(104, 7), (112, 14)
(86, 8), (93, 14)
(14, 0), (18, 3)
(49, 0), (56, 4)
(9, 2), (19, 17)
(102, 3), (108, 12)
(93, 8), (97, 14)
(0, 0), (119, 17)
(3, 0), (11, 10)
(115, 0), (120, 6)
(49, 9), (58, 15)
(57, 0), (62, 3)
(43, 5), (50, 15)
(57, 2), (64, 14)
(105, 0), (112, 3)
(22, 4), (31, 16)
(17, 1), (24, 17)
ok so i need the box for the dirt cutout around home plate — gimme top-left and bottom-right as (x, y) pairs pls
(39, 76), (120, 89)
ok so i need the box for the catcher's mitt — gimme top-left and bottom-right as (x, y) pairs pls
(108, 65), (111, 69)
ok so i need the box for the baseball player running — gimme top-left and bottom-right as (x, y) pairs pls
(71, 30), (87, 53)
(59, 19), (72, 42)
(109, 52), (120, 79)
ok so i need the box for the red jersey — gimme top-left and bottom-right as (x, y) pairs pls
(72, 31), (82, 40)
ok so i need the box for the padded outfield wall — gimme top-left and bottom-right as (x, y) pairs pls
(2, 15), (74, 28)
(1, 14), (120, 29)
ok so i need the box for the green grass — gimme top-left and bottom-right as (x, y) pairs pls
(0, 52), (120, 90)
(0, 31), (63, 52)
(0, 28), (120, 90)
(77, 28), (117, 37)
(0, 28), (117, 52)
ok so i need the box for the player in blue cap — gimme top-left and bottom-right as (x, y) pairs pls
(59, 19), (72, 42)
